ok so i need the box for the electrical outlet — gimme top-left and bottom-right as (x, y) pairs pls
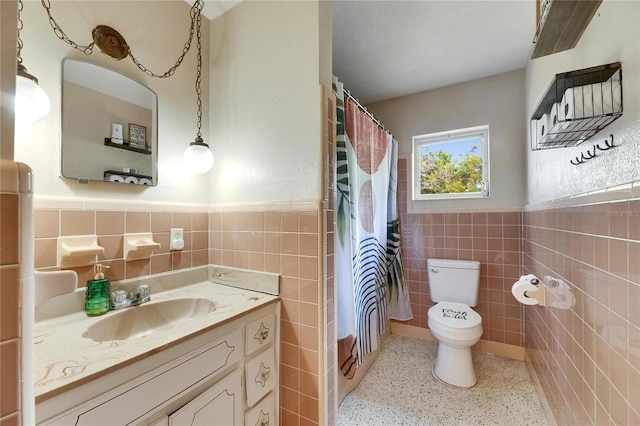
(170, 228), (184, 251)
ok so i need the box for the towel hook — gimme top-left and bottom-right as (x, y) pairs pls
(570, 157), (583, 165)
(570, 134), (615, 165)
(596, 134), (615, 151)
(585, 146), (597, 159)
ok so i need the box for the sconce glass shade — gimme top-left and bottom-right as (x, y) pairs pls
(15, 65), (51, 124)
(183, 138), (214, 173)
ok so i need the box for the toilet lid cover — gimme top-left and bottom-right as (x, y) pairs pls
(430, 301), (481, 328)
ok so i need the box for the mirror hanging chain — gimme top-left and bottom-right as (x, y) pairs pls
(39, 0), (205, 78)
(40, 0), (94, 54)
(17, 0), (24, 65)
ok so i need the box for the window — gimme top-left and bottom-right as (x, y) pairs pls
(412, 125), (489, 200)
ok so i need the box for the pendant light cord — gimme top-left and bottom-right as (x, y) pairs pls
(195, 3), (203, 140)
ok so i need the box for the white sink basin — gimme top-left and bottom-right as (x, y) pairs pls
(83, 298), (219, 342)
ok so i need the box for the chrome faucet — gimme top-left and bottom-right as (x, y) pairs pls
(110, 284), (151, 310)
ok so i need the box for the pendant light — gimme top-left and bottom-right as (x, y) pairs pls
(182, 3), (214, 174)
(15, 0), (51, 124)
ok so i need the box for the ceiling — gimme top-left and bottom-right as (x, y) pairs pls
(198, 0), (536, 105)
(332, 0), (537, 105)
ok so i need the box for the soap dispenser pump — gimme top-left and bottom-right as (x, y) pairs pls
(85, 264), (110, 316)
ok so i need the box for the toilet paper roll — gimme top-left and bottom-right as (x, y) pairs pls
(511, 274), (543, 306)
(595, 80), (622, 115)
(124, 176), (139, 184)
(546, 102), (562, 139)
(139, 178), (153, 185)
(562, 80), (622, 121)
(107, 175), (125, 183)
(563, 85), (594, 120)
(534, 113), (550, 145)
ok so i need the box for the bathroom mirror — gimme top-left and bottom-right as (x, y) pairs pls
(61, 59), (158, 186)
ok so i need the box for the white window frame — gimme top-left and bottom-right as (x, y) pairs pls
(412, 125), (490, 201)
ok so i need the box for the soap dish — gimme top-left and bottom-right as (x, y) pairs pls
(57, 235), (105, 269)
(124, 233), (161, 261)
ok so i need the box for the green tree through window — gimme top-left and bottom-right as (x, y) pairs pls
(420, 146), (483, 194)
(412, 126), (489, 200)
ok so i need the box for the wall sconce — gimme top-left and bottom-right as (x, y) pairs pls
(15, 0), (51, 124)
(22, 0), (214, 172)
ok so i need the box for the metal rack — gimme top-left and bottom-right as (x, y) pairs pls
(530, 62), (622, 150)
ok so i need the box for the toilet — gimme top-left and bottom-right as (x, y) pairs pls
(427, 258), (483, 388)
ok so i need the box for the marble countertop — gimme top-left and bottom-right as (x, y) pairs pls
(34, 268), (279, 401)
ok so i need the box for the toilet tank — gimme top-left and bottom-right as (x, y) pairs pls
(427, 259), (481, 306)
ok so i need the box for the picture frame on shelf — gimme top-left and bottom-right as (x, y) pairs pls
(129, 123), (147, 149)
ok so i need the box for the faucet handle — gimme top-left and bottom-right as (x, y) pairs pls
(111, 289), (129, 309)
(137, 284), (151, 302)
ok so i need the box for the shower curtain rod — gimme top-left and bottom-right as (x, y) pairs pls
(343, 88), (393, 136)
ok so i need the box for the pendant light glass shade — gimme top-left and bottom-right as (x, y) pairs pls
(183, 137), (214, 174)
(15, 64), (51, 124)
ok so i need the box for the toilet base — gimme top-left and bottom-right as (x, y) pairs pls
(432, 342), (477, 388)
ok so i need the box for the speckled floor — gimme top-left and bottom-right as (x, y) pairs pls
(338, 335), (549, 426)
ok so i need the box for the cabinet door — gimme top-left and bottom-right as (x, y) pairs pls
(147, 415), (169, 426)
(52, 330), (241, 426)
(169, 370), (242, 426)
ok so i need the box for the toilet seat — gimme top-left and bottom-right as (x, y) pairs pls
(428, 301), (482, 341)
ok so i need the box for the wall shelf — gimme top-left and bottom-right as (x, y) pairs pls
(104, 138), (151, 155)
(530, 62), (622, 151)
(104, 170), (152, 180)
(531, 0), (602, 59)
(104, 170), (153, 185)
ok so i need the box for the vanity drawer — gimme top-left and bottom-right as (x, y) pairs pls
(245, 348), (277, 407)
(48, 329), (241, 425)
(245, 392), (276, 426)
(245, 313), (275, 355)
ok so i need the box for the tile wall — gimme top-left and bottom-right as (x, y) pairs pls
(33, 208), (210, 285)
(523, 198), (640, 425)
(0, 192), (20, 426)
(396, 158), (525, 347)
(209, 205), (324, 425)
(322, 88), (337, 426)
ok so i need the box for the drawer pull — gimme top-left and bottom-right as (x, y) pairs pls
(254, 323), (270, 344)
(255, 410), (270, 426)
(255, 362), (271, 387)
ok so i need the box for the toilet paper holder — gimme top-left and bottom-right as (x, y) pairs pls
(512, 274), (576, 309)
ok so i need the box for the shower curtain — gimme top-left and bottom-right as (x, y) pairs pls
(334, 78), (412, 379)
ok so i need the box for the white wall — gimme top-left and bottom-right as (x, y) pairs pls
(13, 1), (210, 204)
(208, 0), (325, 204)
(368, 69), (528, 211)
(525, 0), (640, 205)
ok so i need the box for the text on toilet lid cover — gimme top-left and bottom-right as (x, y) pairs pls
(442, 308), (467, 320)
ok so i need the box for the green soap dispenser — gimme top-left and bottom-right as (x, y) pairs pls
(85, 264), (110, 316)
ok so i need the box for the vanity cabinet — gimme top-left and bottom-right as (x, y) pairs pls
(37, 303), (279, 426)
